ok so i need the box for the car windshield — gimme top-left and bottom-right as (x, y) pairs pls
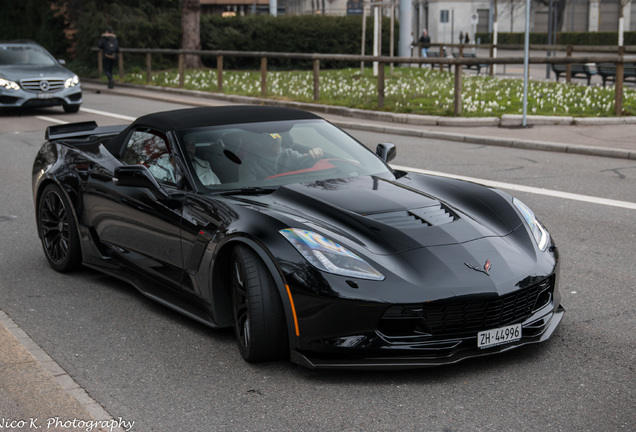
(0, 45), (57, 67)
(176, 119), (395, 192)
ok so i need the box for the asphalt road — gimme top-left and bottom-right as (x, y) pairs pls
(0, 89), (634, 432)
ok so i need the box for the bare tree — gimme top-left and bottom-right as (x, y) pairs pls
(181, 0), (202, 68)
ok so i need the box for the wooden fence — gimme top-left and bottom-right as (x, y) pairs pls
(95, 45), (634, 116)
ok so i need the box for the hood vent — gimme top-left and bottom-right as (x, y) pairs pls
(366, 204), (457, 229)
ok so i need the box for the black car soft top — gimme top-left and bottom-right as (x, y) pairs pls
(104, 105), (322, 158)
(134, 105), (321, 131)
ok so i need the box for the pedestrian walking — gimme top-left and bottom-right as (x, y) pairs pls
(98, 26), (119, 89)
(418, 29), (431, 58)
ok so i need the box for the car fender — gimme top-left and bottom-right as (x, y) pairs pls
(211, 231), (300, 348)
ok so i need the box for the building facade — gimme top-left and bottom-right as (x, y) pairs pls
(416, 1), (634, 45)
(201, 0), (635, 48)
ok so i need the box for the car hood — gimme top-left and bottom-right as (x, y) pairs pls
(231, 175), (519, 255)
(0, 64), (74, 80)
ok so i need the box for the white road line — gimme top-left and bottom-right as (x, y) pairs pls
(35, 116), (68, 125)
(393, 165), (636, 211)
(35, 107), (134, 125)
(79, 107), (136, 121)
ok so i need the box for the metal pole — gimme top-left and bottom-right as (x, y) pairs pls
(361, 1), (367, 73)
(390, 1), (395, 74)
(546, 0), (552, 78)
(522, 0), (530, 127)
(373, 5), (380, 76)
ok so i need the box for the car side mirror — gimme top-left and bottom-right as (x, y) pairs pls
(57, 59), (66, 65)
(376, 143), (397, 163)
(114, 165), (167, 198)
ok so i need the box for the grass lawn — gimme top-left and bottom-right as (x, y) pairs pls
(119, 66), (636, 118)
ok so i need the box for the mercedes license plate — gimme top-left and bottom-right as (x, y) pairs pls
(478, 324), (522, 349)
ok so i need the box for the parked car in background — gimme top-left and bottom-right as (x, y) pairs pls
(0, 40), (82, 113)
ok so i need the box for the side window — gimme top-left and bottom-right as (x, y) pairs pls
(122, 129), (177, 185)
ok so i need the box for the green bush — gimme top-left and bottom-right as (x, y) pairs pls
(2, 0), (397, 73)
(201, 15), (396, 70)
(73, 0), (181, 72)
(0, 0), (69, 58)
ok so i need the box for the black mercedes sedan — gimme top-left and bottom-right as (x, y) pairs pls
(32, 106), (564, 369)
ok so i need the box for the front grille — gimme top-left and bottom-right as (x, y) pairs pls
(380, 277), (554, 338)
(20, 78), (65, 93)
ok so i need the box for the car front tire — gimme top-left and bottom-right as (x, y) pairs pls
(231, 245), (287, 362)
(37, 184), (82, 272)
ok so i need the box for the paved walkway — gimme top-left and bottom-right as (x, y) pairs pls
(0, 311), (128, 432)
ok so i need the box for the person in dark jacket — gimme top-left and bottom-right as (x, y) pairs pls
(97, 26), (119, 89)
(418, 29), (431, 58)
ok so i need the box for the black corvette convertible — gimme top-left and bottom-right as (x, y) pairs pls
(32, 106), (564, 369)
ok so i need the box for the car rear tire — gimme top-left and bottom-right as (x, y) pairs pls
(231, 245), (287, 362)
(63, 104), (80, 113)
(37, 184), (82, 272)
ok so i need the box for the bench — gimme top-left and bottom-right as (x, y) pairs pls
(423, 48), (445, 70)
(551, 63), (597, 85)
(453, 52), (487, 74)
(596, 62), (636, 87)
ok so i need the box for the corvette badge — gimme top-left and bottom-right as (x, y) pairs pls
(465, 259), (492, 275)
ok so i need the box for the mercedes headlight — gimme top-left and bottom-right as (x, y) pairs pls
(280, 228), (385, 280)
(64, 75), (79, 88)
(513, 198), (550, 251)
(0, 77), (20, 91)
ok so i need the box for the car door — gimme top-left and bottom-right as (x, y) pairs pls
(87, 127), (185, 291)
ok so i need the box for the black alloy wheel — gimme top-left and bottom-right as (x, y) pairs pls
(37, 184), (81, 272)
(231, 245), (287, 362)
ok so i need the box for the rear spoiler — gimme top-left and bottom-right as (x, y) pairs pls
(45, 121), (126, 141)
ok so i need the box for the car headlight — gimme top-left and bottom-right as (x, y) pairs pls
(64, 75), (79, 88)
(280, 228), (385, 280)
(0, 77), (20, 91)
(513, 198), (550, 251)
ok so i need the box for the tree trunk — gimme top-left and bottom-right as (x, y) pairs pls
(181, 0), (202, 68)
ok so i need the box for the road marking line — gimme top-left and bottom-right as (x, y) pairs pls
(35, 116), (68, 125)
(393, 165), (636, 210)
(80, 107), (136, 121)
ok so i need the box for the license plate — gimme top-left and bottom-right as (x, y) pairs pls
(37, 93), (55, 99)
(478, 324), (522, 349)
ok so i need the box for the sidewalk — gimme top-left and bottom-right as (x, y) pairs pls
(0, 311), (128, 432)
(83, 81), (636, 160)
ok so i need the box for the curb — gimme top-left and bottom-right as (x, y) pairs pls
(82, 80), (636, 160)
(0, 310), (128, 432)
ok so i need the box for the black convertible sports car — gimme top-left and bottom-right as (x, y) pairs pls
(32, 106), (564, 369)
